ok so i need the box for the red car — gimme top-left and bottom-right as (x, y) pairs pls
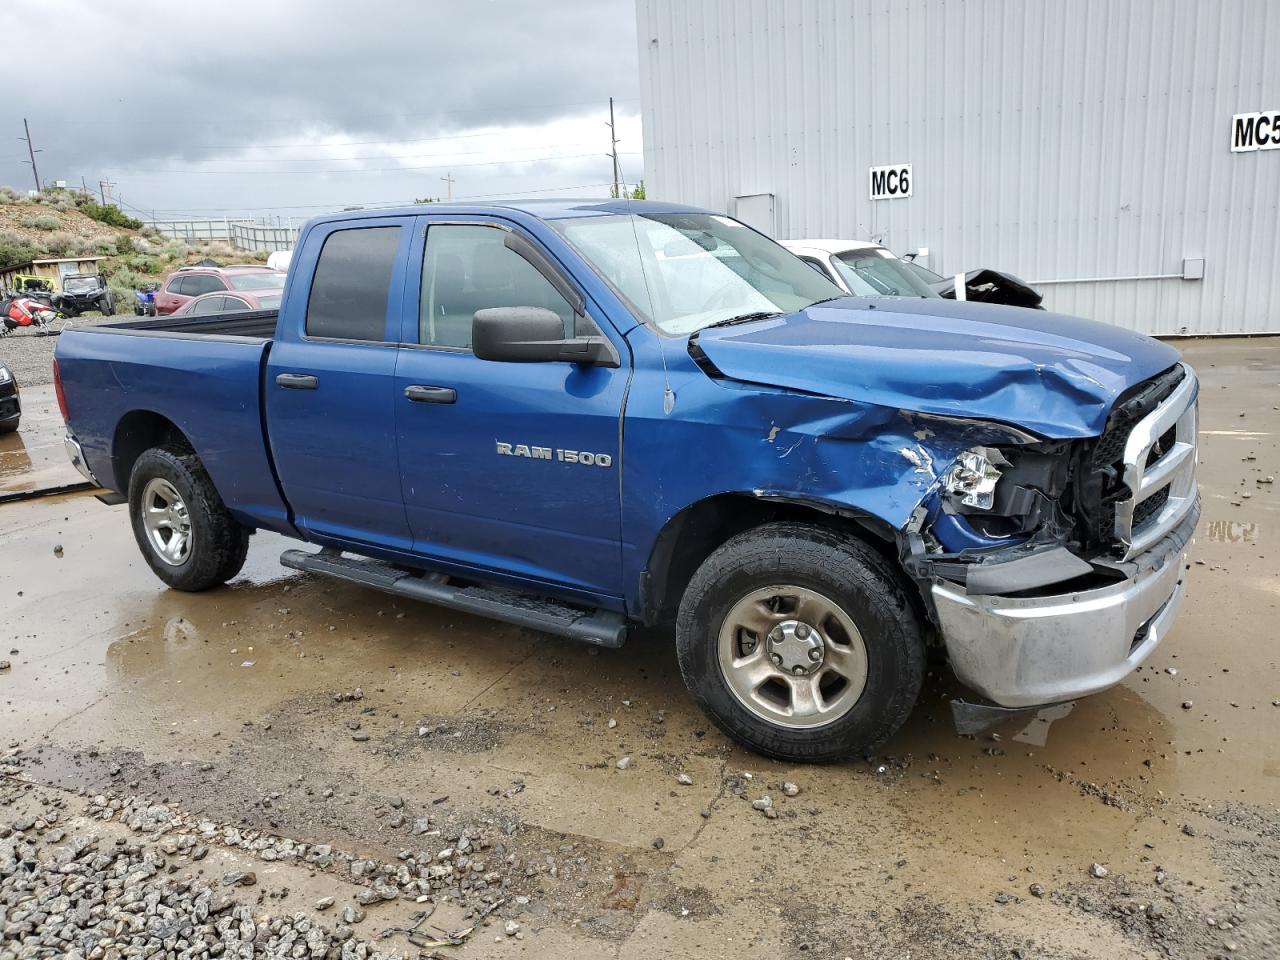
(153, 265), (286, 315)
(169, 289), (284, 317)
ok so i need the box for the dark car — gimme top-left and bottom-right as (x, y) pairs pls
(153, 266), (286, 315)
(169, 289), (283, 317)
(0, 363), (20, 433)
(54, 274), (115, 317)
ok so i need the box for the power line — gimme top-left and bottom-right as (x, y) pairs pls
(117, 182), (620, 217)
(137, 139), (628, 165)
(121, 151), (641, 176)
(35, 97), (640, 130)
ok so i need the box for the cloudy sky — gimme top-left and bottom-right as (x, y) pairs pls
(1, 0), (642, 221)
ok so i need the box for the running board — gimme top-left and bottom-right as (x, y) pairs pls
(279, 548), (627, 648)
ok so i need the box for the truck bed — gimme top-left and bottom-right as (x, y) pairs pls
(55, 308), (293, 533)
(102, 309), (279, 340)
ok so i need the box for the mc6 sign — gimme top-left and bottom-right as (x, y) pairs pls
(869, 164), (912, 199)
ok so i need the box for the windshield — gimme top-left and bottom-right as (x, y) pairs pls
(833, 249), (938, 298)
(227, 271), (287, 291)
(63, 277), (99, 294)
(554, 212), (840, 335)
(255, 294), (282, 310)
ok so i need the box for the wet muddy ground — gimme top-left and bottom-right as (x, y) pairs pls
(2, 338), (1277, 958)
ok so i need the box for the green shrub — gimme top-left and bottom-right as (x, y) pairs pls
(0, 231), (41, 269)
(115, 235), (137, 255)
(42, 231), (76, 257)
(128, 254), (162, 273)
(19, 214), (61, 231)
(79, 202), (143, 230)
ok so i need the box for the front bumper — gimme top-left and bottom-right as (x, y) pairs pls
(932, 500), (1197, 708)
(64, 433), (98, 484)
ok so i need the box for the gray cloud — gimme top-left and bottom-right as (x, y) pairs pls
(1, 0), (641, 216)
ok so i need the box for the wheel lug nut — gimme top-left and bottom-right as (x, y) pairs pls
(795, 623), (809, 639)
(771, 654), (783, 666)
(791, 665), (805, 676)
(808, 648), (822, 662)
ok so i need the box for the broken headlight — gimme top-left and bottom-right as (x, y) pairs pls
(942, 447), (1008, 510)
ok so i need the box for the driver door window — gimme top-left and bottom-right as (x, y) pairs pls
(419, 225), (574, 349)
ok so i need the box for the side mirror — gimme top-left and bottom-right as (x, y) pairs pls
(472, 306), (619, 367)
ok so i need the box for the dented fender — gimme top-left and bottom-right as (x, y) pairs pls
(620, 330), (1040, 617)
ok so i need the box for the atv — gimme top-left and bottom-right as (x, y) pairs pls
(53, 273), (115, 317)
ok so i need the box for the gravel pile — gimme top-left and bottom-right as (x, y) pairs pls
(1, 789), (532, 958)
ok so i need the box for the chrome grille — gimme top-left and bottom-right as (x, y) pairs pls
(1112, 363), (1198, 559)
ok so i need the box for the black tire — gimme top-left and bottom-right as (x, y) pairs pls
(675, 522), (925, 763)
(99, 296), (115, 316)
(128, 446), (249, 591)
(0, 418), (17, 434)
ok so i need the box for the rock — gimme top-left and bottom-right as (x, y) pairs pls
(607, 718), (617, 729)
(653, 837), (664, 850)
(616, 756), (633, 770)
(676, 773), (693, 785)
(1181, 700), (1193, 709)
(1029, 883), (1046, 898)
(0, 661), (9, 671)
(53, 544), (63, 557)
(504, 919), (521, 936)
(782, 782), (800, 797)
(222, 871), (257, 887)
(351, 733), (370, 742)
(751, 796), (773, 811)
(1089, 863), (1108, 879)
(315, 897), (335, 910)
(1181, 823), (1197, 837)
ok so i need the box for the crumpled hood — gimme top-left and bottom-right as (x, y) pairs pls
(692, 298), (1182, 438)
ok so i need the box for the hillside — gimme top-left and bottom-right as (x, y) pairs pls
(0, 185), (265, 304)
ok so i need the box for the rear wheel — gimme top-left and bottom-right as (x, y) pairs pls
(675, 522), (925, 762)
(129, 446), (249, 591)
(99, 295), (115, 316)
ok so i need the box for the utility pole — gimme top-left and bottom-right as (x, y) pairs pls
(98, 178), (116, 204)
(440, 172), (454, 200)
(20, 119), (42, 192)
(606, 97), (621, 199)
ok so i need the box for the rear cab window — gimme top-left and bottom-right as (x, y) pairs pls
(305, 226), (402, 341)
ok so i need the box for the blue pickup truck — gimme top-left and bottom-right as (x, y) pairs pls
(54, 200), (1199, 761)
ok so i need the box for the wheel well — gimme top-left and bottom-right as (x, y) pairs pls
(639, 493), (901, 626)
(111, 411), (190, 493)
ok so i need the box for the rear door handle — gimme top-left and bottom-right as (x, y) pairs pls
(276, 373), (319, 390)
(404, 384), (456, 404)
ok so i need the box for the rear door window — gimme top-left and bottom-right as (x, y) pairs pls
(306, 226), (402, 341)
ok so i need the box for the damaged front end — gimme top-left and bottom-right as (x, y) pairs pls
(900, 363), (1200, 713)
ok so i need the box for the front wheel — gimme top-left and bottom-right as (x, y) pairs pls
(129, 446), (249, 591)
(675, 522), (925, 763)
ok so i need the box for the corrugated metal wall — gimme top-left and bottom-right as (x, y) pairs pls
(636, 0), (1280, 335)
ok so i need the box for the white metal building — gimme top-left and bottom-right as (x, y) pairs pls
(635, 0), (1280, 336)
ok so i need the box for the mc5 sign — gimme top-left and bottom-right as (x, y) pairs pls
(1232, 111), (1280, 152)
(869, 164), (912, 199)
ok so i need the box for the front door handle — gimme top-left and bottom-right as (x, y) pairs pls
(404, 384), (456, 404)
(276, 373), (319, 390)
